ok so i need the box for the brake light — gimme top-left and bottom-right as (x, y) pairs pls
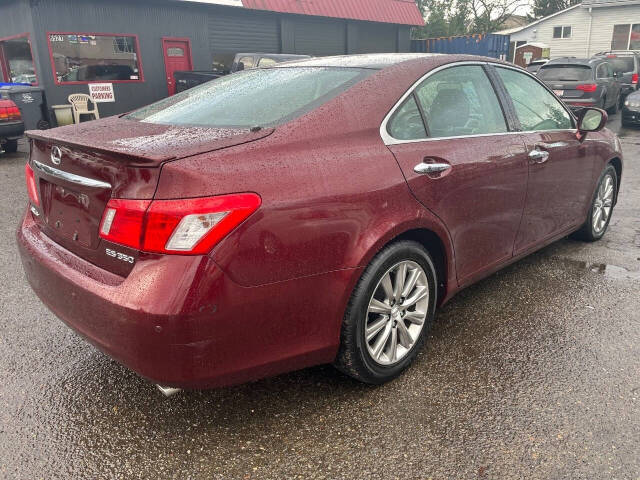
(633, 73), (638, 85)
(25, 163), (39, 207)
(0, 99), (21, 121)
(99, 193), (261, 255)
(576, 84), (598, 92)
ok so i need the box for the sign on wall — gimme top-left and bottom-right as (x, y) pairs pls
(88, 83), (115, 103)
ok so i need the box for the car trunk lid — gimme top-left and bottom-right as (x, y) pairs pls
(26, 119), (273, 275)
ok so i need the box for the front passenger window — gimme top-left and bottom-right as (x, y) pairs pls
(496, 67), (573, 131)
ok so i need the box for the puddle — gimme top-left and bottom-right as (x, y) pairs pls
(557, 258), (640, 281)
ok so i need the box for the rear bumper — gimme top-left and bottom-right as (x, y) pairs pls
(562, 98), (599, 108)
(0, 121), (24, 140)
(16, 210), (346, 389)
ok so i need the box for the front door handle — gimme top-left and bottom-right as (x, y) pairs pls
(414, 162), (451, 175)
(528, 149), (550, 164)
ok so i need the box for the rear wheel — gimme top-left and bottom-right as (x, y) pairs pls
(572, 165), (617, 242)
(1, 140), (18, 153)
(334, 240), (437, 384)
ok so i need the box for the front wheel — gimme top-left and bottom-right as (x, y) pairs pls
(572, 165), (617, 242)
(334, 240), (437, 384)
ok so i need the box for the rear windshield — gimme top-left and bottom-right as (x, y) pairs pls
(125, 67), (372, 128)
(538, 65), (593, 81)
(607, 56), (635, 73)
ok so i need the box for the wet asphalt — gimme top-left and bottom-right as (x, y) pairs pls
(0, 114), (639, 480)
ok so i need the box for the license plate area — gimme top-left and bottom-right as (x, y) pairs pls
(553, 89), (564, 97)
(44, 181), (96, 248)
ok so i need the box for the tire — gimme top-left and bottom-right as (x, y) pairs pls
(334, 240), (438, 384)
(572, 165), (617, 242)
(2, 140), (18, 153)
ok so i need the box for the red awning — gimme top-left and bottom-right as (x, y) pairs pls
(242, 0), (424, 26)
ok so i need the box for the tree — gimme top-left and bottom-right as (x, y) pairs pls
(530, 0), (580, 20)
(414, 0), (471, 38)
(468, 0), (528, 33)
(414, 0), (525, 38)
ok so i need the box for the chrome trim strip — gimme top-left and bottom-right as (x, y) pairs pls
(379, 60), (578, 146)
(31, 160), (112, 189)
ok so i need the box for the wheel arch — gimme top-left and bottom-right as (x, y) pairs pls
(355, 221), (456, 306)
(608, 156), (623, 205)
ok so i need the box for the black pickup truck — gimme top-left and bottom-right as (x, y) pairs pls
(174, 52), (310, 93)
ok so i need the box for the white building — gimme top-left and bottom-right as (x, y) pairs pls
(497, 0), (640, 61)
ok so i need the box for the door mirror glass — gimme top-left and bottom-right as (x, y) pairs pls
(579, 108), (607, 132)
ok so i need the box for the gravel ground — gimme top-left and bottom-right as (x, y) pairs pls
(0, 113), (638, 479)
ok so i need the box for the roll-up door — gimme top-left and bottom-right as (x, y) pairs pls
(209, 10), (280, 53)
(357, 22), (397, 53)
(293, 18), (346, 56)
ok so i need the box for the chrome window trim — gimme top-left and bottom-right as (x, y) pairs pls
(32, 159), (112, 189)
(380, 60), (578, 146)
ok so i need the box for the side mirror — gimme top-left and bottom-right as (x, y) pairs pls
(578, 107), (607, 134)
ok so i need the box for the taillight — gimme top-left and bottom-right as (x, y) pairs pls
(576, 84), (598, 92)
(25, 163), (39, 207)
(632, 73), (638, 85)
(99, 193), (261, 255)
(99, 199), (151, 250)
(0, 99), (21, 121)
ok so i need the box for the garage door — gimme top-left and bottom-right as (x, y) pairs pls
(293, 18), (346, 56)
(209, 10), (280, 53)
(358, 22), (397, 53)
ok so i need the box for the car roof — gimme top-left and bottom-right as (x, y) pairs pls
(595, 50), (639, 56)
(236, 53), (310, 59)
(274, 53), (444, 69)
(543, 57), (602, 67)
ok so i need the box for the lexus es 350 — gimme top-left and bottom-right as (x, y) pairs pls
(17, 54), (622, 393)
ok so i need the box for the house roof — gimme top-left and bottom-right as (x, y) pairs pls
(494, 3), (581, 35)
(242, 0), (425, 26)
(174, 0), (425, 25)
(582, 0), (640, 6)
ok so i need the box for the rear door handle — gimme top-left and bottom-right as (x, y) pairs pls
(528, 149), (550, 164)
(414, 162), (451, 174)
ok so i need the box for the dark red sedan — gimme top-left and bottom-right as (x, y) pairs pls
(17, 54), (622, 394)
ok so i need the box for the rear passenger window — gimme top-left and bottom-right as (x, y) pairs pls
(413, 65), (507, 138)
(496, 67), (573, 131)
(387, 96), (427, 140)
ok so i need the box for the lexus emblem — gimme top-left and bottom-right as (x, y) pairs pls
(51, 146), (62, 165)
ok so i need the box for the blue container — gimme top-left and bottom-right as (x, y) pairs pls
(411, 34), (510, 59)
(0, 82), (31, 87)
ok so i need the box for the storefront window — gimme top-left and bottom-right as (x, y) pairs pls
(0, 34), (38, 85)
(48, 33), (143, 84)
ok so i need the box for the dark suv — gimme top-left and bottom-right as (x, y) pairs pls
(537, 57), (622, 112)
(595, 51), (640, 98)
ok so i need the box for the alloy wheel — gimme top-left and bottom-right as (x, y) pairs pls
(365, 261), (429, 366)
(592, 172), (614, 234)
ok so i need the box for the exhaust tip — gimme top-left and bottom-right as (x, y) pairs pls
(156, 385), (182, 397)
